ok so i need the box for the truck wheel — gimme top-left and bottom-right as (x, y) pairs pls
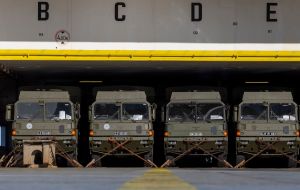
(287, 155), (297, 168)
(91, 155), (102, 167)
(143, 151), (154, 167)
(217, 154), (226, 167)
(165, 155), (175, 167)
(66, 152), (79, 167)
(144, 152), (153, 162)
(10, 152), (24, 167)
(298, 149), (300, 167)
(56, 155), (68, 167)
(236, 155), (246, 166)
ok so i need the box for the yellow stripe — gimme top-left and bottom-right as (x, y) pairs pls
(119, 169), (196, 190)
(1, 49), (300, 61)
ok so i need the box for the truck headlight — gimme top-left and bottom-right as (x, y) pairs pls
(147, 130), (154, 137)
(89, 130), (94, 136)
(12, 129), (17, 136)
(71, 129), (76, 136)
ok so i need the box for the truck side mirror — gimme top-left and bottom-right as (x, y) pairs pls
(89, 105), (92, 121)
(161, 106), (165, 123)
(6, 104), (14, 121)
(151, 104), (157, 121)
(74, 103), (81, 119)
(297, 105), (300, 121)
(234, 106), (238, 122)
(226, 105), (230, 121)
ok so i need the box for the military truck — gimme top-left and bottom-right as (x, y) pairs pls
(235, 91), (300, 167)
(6, 90), (80, 167)
(89, 91), (156, 166)
(163, 91), (228, 167)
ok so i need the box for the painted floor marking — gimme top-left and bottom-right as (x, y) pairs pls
(119, 168), (196, 190)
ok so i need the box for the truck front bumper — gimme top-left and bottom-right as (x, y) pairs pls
(12, 137), (77, 155)
(164, 137), (227, 156)
(89, 136), (153, 156)
(237, 137), (300, 156)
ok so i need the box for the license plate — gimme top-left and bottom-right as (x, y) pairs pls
(114, 131), (128, 136)
(189, 132), (203, 136)
(260, 132), (276, 136)
(37, 131), (51, 135)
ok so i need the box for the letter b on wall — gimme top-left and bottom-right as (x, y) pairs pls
(38, 2), (49, 21)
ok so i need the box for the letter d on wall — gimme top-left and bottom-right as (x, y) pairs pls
(191, 3), (202, 22)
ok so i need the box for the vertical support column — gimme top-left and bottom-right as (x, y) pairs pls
(153, 85), (166, 166)
(78, 84), (93, 165)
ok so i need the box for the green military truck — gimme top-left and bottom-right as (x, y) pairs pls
(89, 91), (156, 166)
(6, 90), (79, 167)
(163, 91), (229, 167)
(235, 91), (300, 167)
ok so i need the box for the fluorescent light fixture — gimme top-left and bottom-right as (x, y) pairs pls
(245, 81), (269, 84)
(79, 80), (103, 83)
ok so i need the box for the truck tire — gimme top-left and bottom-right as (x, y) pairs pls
(143, 150), (155, 167)
(287, 155), (297, 168)
(66, 152), (78, 167)
(144, 151), (153, 161)
(236, 155), (246, 166)
(91, 155), (102, 167)
(56, 155), (68, 167)
(165, 155), (175, 167)
(217, 154), (226, 167)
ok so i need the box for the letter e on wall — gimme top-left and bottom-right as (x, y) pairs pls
(266, 2), (278, 22)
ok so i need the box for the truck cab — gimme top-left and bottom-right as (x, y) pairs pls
(236, 91), (300, 167)
(89, 91), (155, 166)
(6, 90), (79, 166)
(164, 91), (228, 166)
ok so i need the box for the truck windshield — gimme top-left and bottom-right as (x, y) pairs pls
(122, 103), (149, 121)
(168, 103), (195, 122)
(270, 103), (296, 121)
(46, 102), (72, 120)
(197, 103), (224, 121)
(94, 103), (120, 120)
(16, 102), (44, 120)
(241, 103), (267, 120)
(168, 103), (224, 122)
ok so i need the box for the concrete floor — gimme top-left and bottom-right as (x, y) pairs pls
(0, 168), (299, 190)
(174, 168), (300, 190)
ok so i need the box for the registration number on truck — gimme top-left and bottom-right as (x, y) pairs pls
(37, 131), (51, 135)
(260, 132), (276, 136)
(114, 131), (128, 136)
(189, 132), (203, 136)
